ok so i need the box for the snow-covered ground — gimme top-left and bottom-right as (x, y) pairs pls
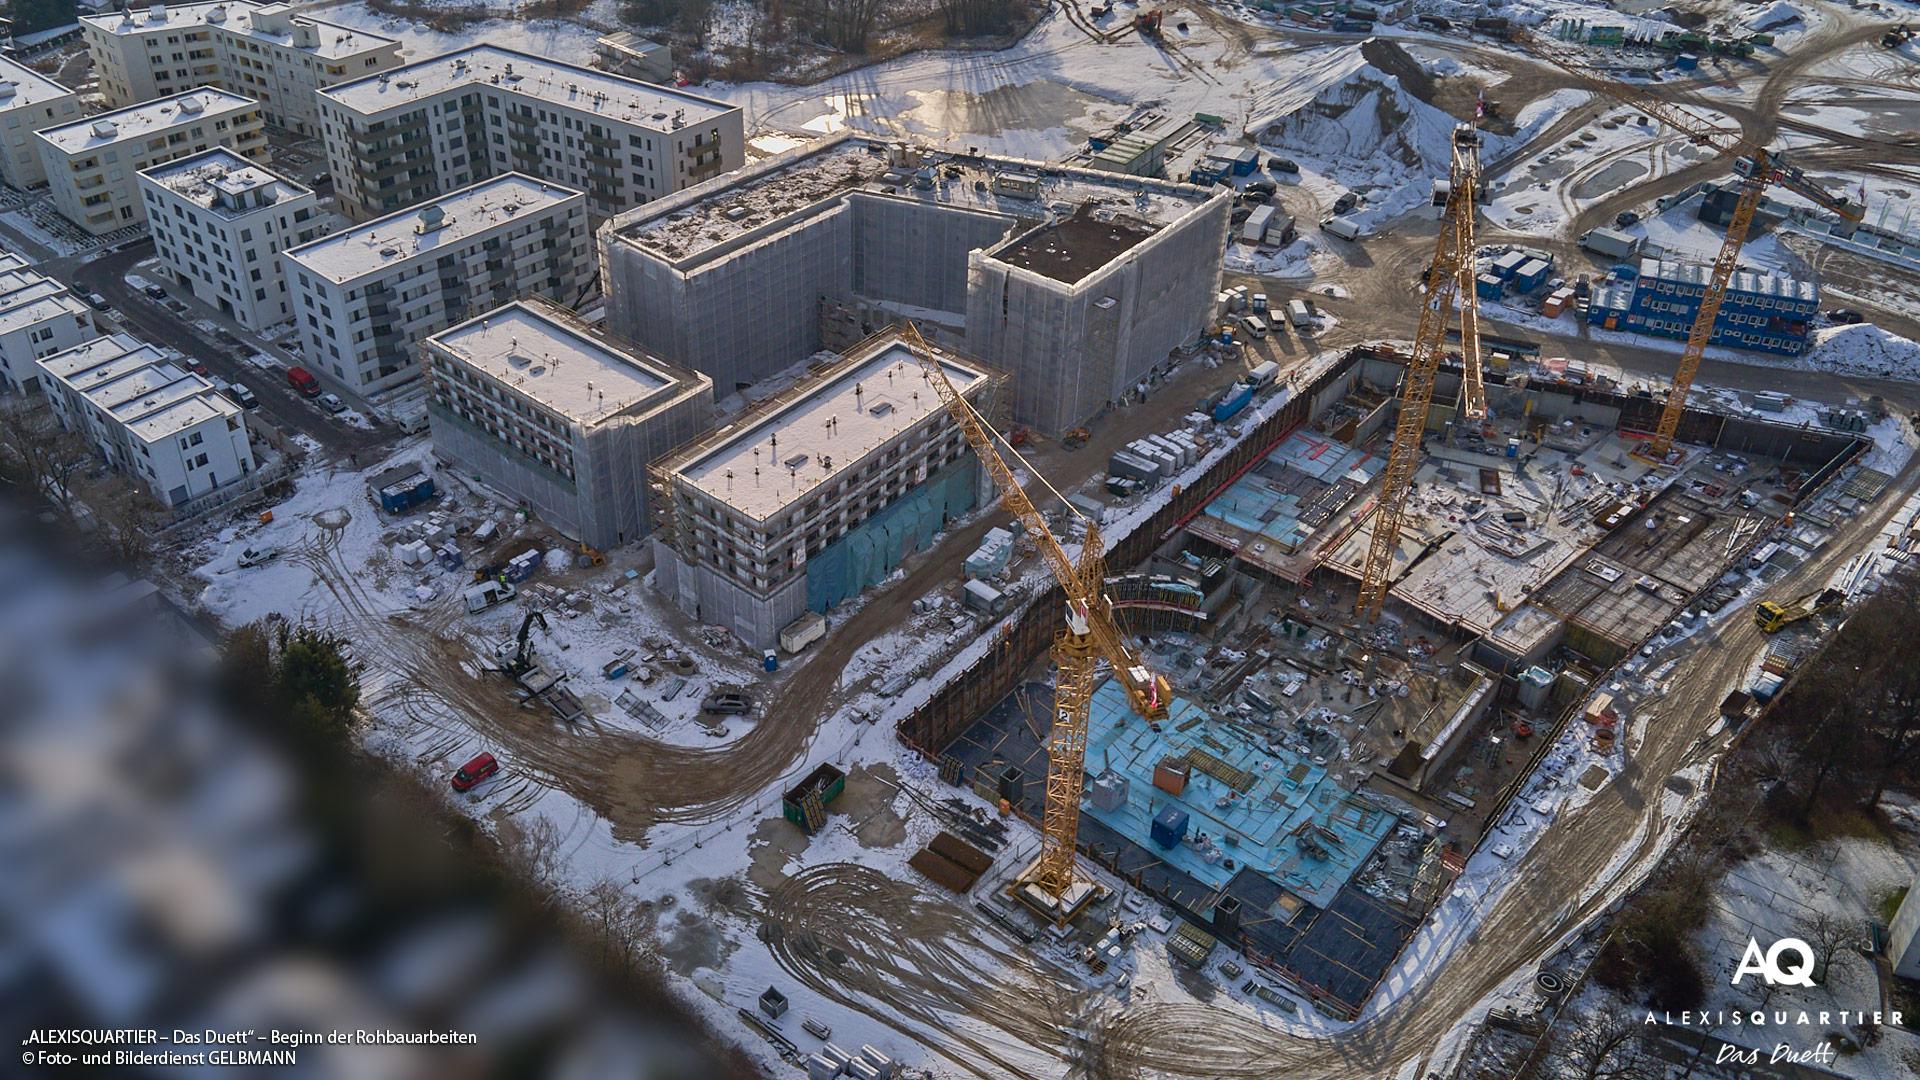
(313, 2), (605, 66)
(1683, 802), (1920, 1077)
(1485, 103), (1720, 238)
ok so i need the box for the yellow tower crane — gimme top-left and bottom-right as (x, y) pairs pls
(1356, 124), (1485, 620)
(1517, 33), (1865, 458)
(900, 324), (1170, 920)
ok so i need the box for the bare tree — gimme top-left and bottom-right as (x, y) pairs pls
(1793, 909), (1856, 984)
(0, 397), (87, 520)
(800, 0), (889, 52)
(498, 814), (564, 899)
(84, 473), (164, 569)
(1542, 1012), (1656, 1080)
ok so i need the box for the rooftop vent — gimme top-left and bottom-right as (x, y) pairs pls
(0, 80), (15, 100)
(148, 2), (166, 23)
(208, 4), (227, 22)
(91, 119), (119, 139)
(784, 453), (809, 470)
(178, 97), (204, 116)
(415, 204), (447, 234)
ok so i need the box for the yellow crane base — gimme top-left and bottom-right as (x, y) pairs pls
(1008, 853), (1103, 927)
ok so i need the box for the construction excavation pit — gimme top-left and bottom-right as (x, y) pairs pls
(895, 342), (1876, 1019)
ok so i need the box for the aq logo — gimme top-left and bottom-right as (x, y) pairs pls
(1731, 936), (1816, 987)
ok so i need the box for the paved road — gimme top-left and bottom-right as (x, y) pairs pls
(56, 240), (390, 458)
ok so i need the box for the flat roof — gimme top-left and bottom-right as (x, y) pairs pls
(283, 173), (580, 284)
(0, 55), (78, 112)
(318, 44), (734, 127)
(994, 207), (1161, 284)
(610, 133), (1222, 268)
(1640, 257), (1816, 302)
(667, 334), (990, 522)
(36, 88), (256, 154)
(427, 300), (702, 427)
(81, 2), (398, 61)
(38, 332), (238, 439)
(139, 147), (310, 218)
(0, 286), (86, 336)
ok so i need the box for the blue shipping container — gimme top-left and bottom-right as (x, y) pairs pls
(376, 471), (435, 514)
(1212, 383), (1255, 421)
(1151, 806), (1190, 849)
(1476, 273), (1505, 300)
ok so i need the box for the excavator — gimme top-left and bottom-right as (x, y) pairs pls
(902, 324), (1169, 923)
(495, 608), (551, 679)
(1753, 587), (1844, 633)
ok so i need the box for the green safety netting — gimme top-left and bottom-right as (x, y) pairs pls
(807, 453), (979, 612)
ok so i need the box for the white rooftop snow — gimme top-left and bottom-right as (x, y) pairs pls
(0, 55), (77, 112)
(426, 301), (697, 427)
(140, 147), (309, 217)
(35, 88), (257, 154)
(80, 1), (398, 61)
(282, 173), (580, 283)
(665, 335), (989, 522)
(318, 44), (734, 127)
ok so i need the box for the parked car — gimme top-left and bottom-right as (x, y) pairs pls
(83, 291), (109, 310)
(286, 365), (321, 397)
(226, 382), (259, 409)
(1268, 156), (1300, 173)
(1826, 308), (1865, 325)
(317, 392), (347, 414)
(142, 284), (167, 300)
(189, 359), (210, 377)
(237, 544), (279, 568)
(1246, 179), (1278, 196)
(701, 689), (753, 716)
(1332, 191), (1359, 214)
(1614, 210), (1641, 227)
(1241, 189), (1271, 204)
(164, 299), (188, 314)
(450, 752), (500, 792)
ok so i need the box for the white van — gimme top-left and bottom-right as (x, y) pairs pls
(1239, 314), (1268, 337)
(1286, 299), (1312, 329)
(1322, 216), (1363, 241)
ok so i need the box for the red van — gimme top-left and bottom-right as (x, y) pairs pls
(286, 365), (321, 397)
(450, 752), (500, 792)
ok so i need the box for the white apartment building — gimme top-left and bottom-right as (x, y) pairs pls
(280, 173), (592, 398)
(37, 333), (255, 508)
(139, 147), (320, 329)
(650, 331), (992, 649)
(315, 45), (743, 223)
(0, 56), (82, 190)
(82, 1), (402, 136)
(35, 87), (267, 236)
(0, 263), (95, 393)
(423, 299), (713, 549)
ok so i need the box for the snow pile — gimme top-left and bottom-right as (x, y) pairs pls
(1803, 322), (1920, 379)
(1250, 58), (1460, 187)
(1742, 0), (1805, 33)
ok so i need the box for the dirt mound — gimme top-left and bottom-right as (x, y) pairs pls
(1360, 38), (1436, 103)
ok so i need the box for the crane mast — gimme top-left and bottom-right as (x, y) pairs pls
(900, 325), (1169, 910)
(1515, 34), (1863, 457)
(1455, 125), (1487, 422)
(1356, 125), (1483, 620)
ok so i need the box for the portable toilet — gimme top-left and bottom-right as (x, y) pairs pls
(1675, 52), (1699, 71)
